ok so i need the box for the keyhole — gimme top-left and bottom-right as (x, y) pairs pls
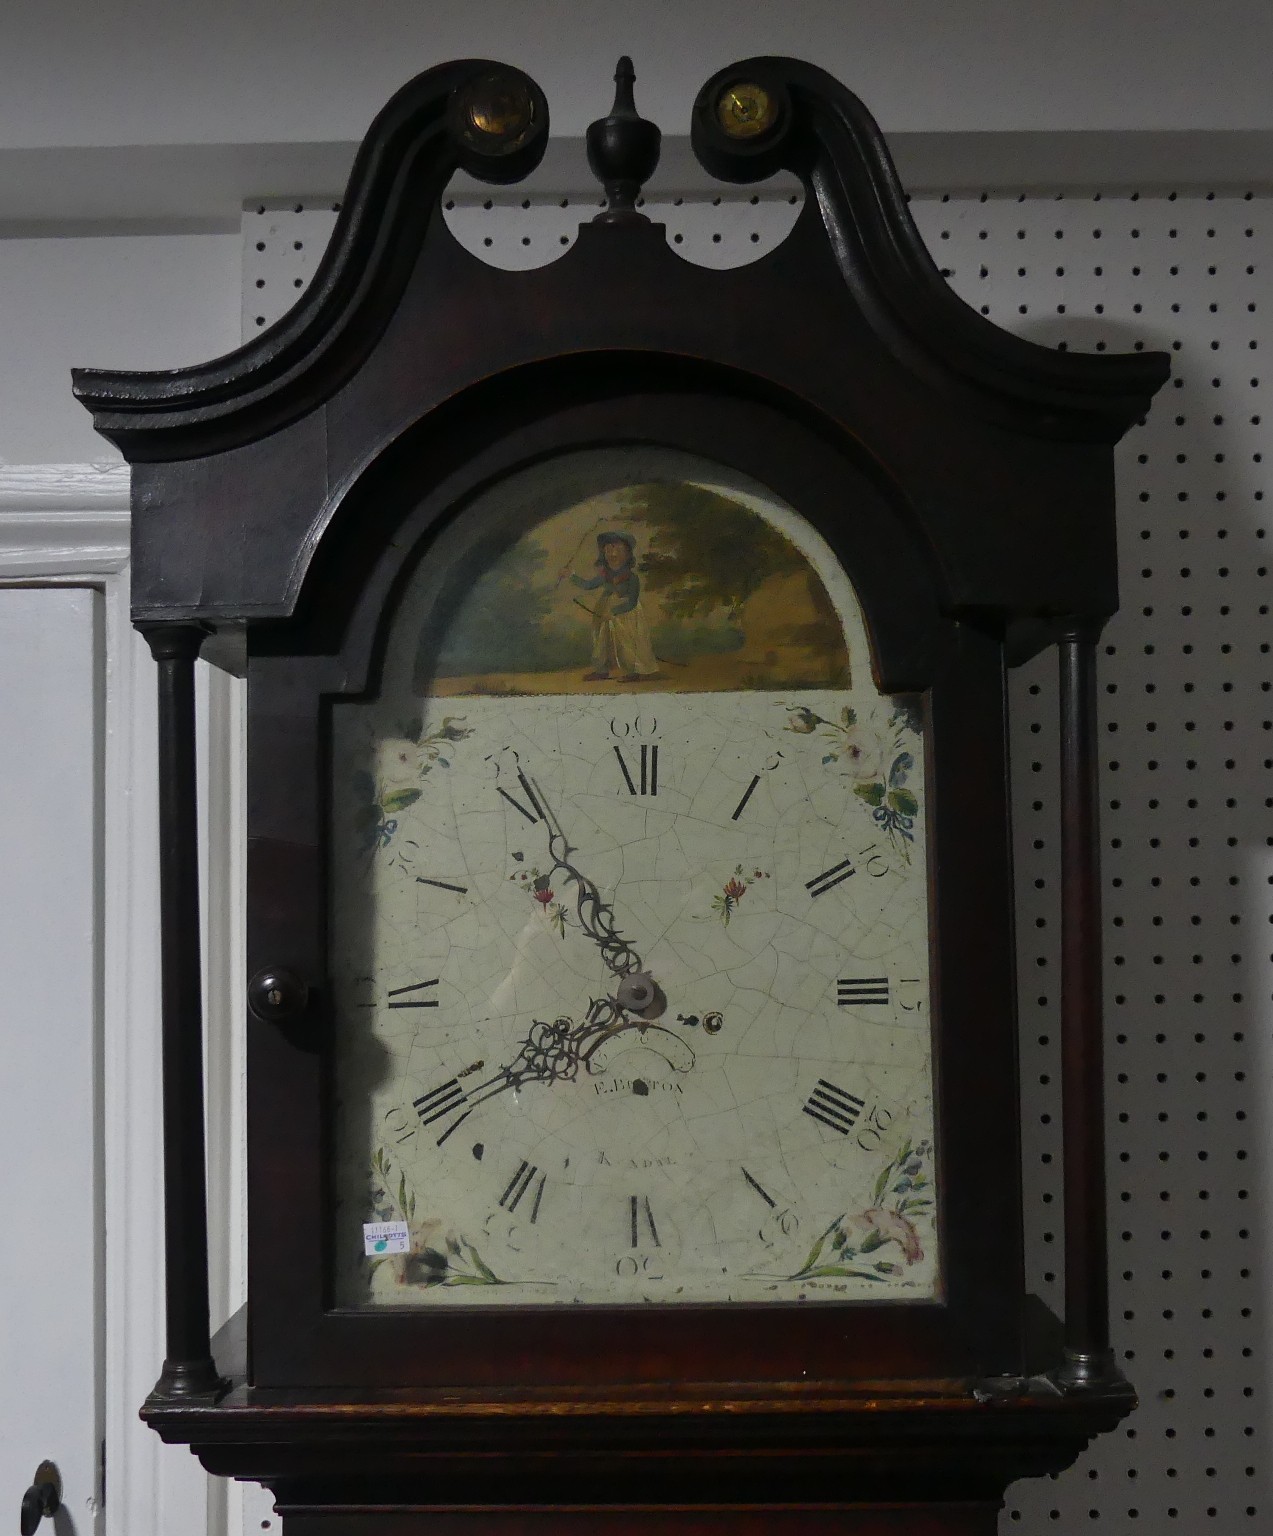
(247, 967), (308, 1024)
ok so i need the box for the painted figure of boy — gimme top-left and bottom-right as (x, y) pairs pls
(559, 531), (661, 682)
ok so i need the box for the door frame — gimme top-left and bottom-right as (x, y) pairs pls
(0, 462), (227, 1536)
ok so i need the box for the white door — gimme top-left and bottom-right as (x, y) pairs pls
(0, 586), (104, 1535)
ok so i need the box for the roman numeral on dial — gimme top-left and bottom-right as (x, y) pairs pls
(731, 774), (760, 821)
(387, 979), (439, 1009)
(629, 1194), (661, 1248)
(614, 743), (658, 796)
(805, 856), (855, 898)
(499, 1160), (545, 1220)
(412, 1062), (482, 1144)
(413, 1078), (467, 1127)
(497, 769), (544, 824)
(741, 1166), (776, 1207)
(838, 976), (889, 1007)
(803, 1079), (866, 1136)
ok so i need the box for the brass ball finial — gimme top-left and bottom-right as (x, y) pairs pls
(716, 80), (778, 140)
(459, 71), (536, 147)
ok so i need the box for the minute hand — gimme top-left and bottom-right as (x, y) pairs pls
(529, 776), (642, 983)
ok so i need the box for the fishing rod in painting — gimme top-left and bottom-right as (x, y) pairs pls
(553, 513), (636, 586)
(570, 598), (689, 668)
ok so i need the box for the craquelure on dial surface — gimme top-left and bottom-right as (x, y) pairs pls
(330, 456), (938, 1309)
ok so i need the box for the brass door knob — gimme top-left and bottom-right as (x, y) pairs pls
(247, 967), (309, 1023)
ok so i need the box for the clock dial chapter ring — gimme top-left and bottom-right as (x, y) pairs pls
(339, 688), (934, 1305)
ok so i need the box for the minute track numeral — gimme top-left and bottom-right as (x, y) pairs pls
(614, 743), (658, 796)
(805, 856), (855, 898)
(838, 977), (890, 1007)
(383, 1106), (417, 1146)
(803, 1079), (866, 1137)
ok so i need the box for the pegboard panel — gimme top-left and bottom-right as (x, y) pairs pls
(238, 187), (1270, 1534)
(233, 1480), (279, 1536)
(241, 180), (804, 332)
(908, 189), (1271, 1533)
(243, 200), (339, 339)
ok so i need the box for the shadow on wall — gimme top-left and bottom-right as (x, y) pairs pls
(1008, 307), (1270, 1522)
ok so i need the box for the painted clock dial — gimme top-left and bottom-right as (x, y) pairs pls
(330, 449), (938, 1307)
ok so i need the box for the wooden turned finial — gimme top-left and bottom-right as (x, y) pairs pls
(586, 56), (661, 222)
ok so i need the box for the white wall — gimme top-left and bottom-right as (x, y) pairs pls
(0, 233), (240, 462)
(2, 0), (1270, 469)
(2, 0), (1272, 144)
(0, 587), (105, 1534)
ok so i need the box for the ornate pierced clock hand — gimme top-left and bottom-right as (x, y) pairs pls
(527, 774), (645, 985)
(425, 776), (689, 1144)
(429, 995), (697, 1144)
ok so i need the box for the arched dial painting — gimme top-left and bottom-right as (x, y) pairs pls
(331, 447), (937, 1308)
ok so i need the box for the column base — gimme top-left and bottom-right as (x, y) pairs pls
(149, 1355), (231, 1405)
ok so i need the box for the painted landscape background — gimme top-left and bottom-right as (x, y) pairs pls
(414, 481), (852, 696)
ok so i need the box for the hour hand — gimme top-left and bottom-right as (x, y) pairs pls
(427, 1000), (680, 1145)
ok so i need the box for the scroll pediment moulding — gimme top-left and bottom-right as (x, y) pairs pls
(75, 55), (1164, 453)
(72, 58), (1165, 651)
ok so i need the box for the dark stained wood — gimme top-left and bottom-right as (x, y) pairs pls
(299, 389), (949, 691)
(278, 1508), (1002, 1534)
(70, 60), (1166, 657)
(1056, 631), (1114, 1383)
(586, 57), (662, 220)
(74, 48), (1167, 1534)
(97, 213), (1140, 646)
(72, 60), (548, 461)
(142, 1306), (1133, 1532)
(91, 213), (1123, 645)
(241, 402), (1020, 1389)
(925, 627), (1024, 1369)
(73, 61), (1163, 461)
(140, 623), (227, 1401)
(690, 58), (1162, 440)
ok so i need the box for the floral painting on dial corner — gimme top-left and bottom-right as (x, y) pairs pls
(783, 699), (921, 860)
(364, 1134), (935, 1296)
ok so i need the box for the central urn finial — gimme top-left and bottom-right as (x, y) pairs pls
(586, 56), (661, 222)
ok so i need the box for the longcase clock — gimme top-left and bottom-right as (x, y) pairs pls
(73, 54), (1169, 1536)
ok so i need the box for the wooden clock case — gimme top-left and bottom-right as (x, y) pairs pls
(73, 54), (1169, 1535)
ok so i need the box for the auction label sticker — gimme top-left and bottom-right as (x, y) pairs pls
(363, 1220), (410, 1255)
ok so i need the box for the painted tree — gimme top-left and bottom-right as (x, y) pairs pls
(618, 482), (804, 619)
(617, 481), (846, 675)
(417, 537), (585, 686)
